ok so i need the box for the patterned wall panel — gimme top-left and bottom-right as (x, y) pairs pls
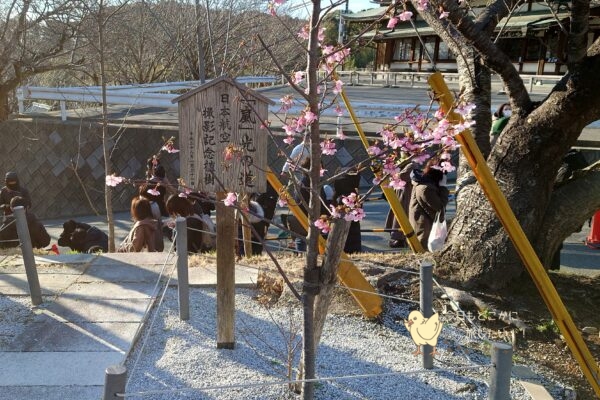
(0, 119), (374, 219)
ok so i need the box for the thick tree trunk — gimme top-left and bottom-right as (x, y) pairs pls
(313, 219), (351, 346)
(441, 54), (600, 289)
(0, 90), (9, 122)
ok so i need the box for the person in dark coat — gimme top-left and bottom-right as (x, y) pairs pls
(408, 158), (450, 251)
(0, 172), (31, 221)
(251, 182), (278, 255)
(333, 167), (362, 254)
(385, 161), (416, 248)
(0, 196), (50, 249)
(550, 149), (589, 269)
(57, 220), (108, 253)
(165, 195), (215, 253)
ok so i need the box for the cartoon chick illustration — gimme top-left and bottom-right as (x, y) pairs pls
(403, 310), (443, 356)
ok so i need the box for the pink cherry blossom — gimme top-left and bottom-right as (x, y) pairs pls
(304, 110), (317, 124)
(321, 139), (337, 155)
(454, 103), (476, 117)
(105, 175), (125, 187)
(178, 192), (188, 198)
(399, 11), (413, 21)
(416, 0), (429, 10)
(367, 145), (382, 156)
(314, 218), (330, 234)
(147, 188), (160, 196)
(333, 80), (343, 94)
(223, 192), (237, 207)
(388, 176), (406, 190)
(328, 205), (341, 219)
(298, 25), (309, 40)
(318, 27), (326, 43)
(320, 168), (326, 177)
(283, 135), (295, 145)
(161, 145), (179, 154)
(277, 197), (288, 207)
(342, 192), (358, 207)
(335, 104), (344, 116)
(387, 17), (399, 29)
(283, 124), (295, 135)
(279, 95), (294, 112)
(344, 208), (365, 222)
(292, 71), (305, 85)
(439, 11), (449, 19)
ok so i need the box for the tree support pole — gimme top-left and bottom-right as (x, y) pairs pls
(333, 71), (424, 253)
(266, 170), (382, 318)
(429, 72), (600, 397)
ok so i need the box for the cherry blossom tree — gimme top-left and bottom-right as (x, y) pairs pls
(393, 0), (600, 288)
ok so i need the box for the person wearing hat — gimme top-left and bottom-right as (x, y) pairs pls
(0, 196), (49, 249)
(0, 172), (31, 221)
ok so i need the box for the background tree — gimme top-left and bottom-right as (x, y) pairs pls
(408, 0), (600, 288)
(0, 0), (83, 120)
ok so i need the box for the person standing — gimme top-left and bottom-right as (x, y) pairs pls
(333, 167), (362, 254)
(165, 195), (215, 253)
(490, 103), (511, 147)
(385, 161), (416, 248)
(0, 172), (31, 222)
(281, 137), (309, 177)
(408, 158), (450, 250)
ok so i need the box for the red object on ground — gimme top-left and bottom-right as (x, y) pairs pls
(585, 211), (600, 249)
(51, 243), (60, 255)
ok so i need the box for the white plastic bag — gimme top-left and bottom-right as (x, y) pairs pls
(427, 212), (448, 252)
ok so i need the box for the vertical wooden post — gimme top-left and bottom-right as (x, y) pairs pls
(216, 192), (235, 349)
(102, 364), (126, 400)
(175, 217), (190, 321)
(420, 261), (433, 369)
(489, 342), (513, 400)
(13, 206), (42, 306)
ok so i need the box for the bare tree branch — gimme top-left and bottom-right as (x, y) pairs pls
(568, 0), (590, 66)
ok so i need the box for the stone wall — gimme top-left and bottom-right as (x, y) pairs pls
(0, 118), (372, 220)
(6, 117), (598, 221)
(0, 118), (179, 219)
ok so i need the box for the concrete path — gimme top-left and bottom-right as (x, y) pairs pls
(0, 252), (257, 400)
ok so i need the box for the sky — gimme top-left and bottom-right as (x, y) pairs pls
(346, 0), (380, 12)
(287, 0), (381, 17)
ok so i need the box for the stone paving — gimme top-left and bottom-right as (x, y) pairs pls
(0, 252), (257, 400)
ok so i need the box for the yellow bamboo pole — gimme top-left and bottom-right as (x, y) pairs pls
(334, 73), (424, 253)
(266, 169), (382, 318)
(428, 72), (600, 397)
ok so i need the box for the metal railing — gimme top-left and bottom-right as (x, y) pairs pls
(16, 76), (279, 121)
(16, 72), (564, 122)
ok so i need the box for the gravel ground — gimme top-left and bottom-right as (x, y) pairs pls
(121, 287), (544, 400)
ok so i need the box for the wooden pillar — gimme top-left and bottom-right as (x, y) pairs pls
(216, 192), (235, 349)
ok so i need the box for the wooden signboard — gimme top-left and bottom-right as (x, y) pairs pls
(173, 76), (273, 193)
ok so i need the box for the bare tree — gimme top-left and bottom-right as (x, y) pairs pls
(0, 0), (83, 120)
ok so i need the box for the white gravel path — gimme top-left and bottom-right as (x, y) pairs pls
(121, 287), (546, 400)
